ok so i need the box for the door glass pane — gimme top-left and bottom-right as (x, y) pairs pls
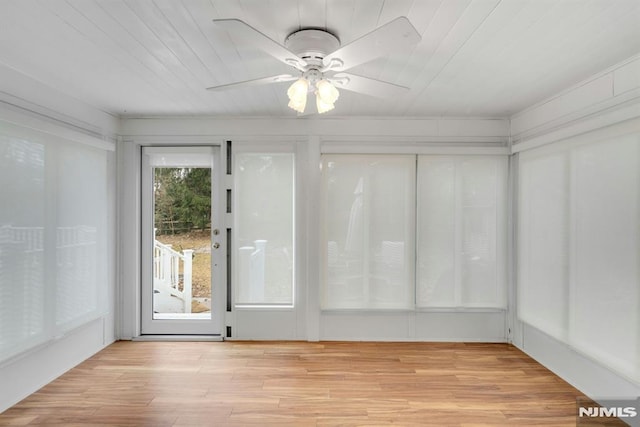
(153, 167), (211, 319)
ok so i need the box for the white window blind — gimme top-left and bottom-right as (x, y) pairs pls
(234, 153), (294, 306)
(55, 144), (108, 330)
(518, 152), (568, 340)
(518, 132), (640, 383)
(322, 154), (506, 311)
(0, 129), (110, 363)
(0, 138), (46, 360)
(416, 156), (507, 309)
(322, 155), (416, 309)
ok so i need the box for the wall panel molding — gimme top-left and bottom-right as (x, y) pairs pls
(120, 117), (509, 141)
(0, 63), (119, 140)
(511, 55), (640, 147)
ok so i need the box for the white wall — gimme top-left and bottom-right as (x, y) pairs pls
(119, 117), (510, 342)
(0, 66), (119, 412)
(510, 54), (640, 399)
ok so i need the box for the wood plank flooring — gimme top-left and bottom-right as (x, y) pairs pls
(0, 341), (614, 426)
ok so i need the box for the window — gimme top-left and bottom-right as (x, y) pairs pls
(518, 151), (568, 339)
(0, 129), (110, 363)
(234, 153), (295, 306)
(417, 156), (507, 308)
(0, 138), (45, 361)
(322, 155), (416, 309)
(322, 154), (506, 311)
(518, 131), (640, 383)
(56, 144), (108, 327)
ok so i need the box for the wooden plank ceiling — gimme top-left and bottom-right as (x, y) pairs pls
(0, 0), (638, 117)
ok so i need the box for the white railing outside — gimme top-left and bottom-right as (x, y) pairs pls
(0, 225), (45, 347)
(153, 238), (193, 313)
(0, 225), (98, 342)
(238, 239), (267, 303)
(0, 225), (44, 251)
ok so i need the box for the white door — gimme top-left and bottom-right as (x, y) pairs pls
(141, 146), (224, 335)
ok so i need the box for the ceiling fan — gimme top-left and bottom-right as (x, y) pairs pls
(206, 17), (421, 114)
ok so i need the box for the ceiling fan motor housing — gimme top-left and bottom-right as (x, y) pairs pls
(302, 68), (322, 87)
(285, 29), (340, 67)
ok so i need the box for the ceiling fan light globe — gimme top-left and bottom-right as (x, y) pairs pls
(316, 93), (335, 114)
(316, 79), (339, 104)
(287, 78), (309, 101)
(288, 97), (306, 113)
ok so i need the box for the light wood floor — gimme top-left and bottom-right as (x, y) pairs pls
(0, 341), (609, 426)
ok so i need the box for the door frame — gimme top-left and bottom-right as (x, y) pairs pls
(139, 145), (225, 336)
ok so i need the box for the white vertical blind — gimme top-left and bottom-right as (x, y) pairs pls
(322, 155), (416, 309)
(0, 128), (110, 363)
(518, 132), (640, 383)
(416, 156), (507, 308)
(234, 153), (294, 306)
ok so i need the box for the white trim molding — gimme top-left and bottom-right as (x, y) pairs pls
(511, 54), (640, 149)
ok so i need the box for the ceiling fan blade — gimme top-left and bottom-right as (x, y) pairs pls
(213, 19), (307, 71)
(206, 74), (297, 91)
(322, 17), (420, 72)
(329, 73), (409, 99)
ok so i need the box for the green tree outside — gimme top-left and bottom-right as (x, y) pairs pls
(154, 167), (211, 235)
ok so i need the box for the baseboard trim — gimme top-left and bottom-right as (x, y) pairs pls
(132, 335), (223, 342)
